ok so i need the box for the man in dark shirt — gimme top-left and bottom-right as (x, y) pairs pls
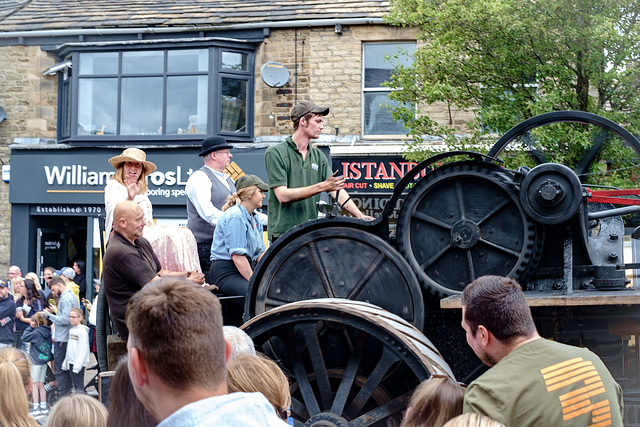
(103, 200), (205, 340)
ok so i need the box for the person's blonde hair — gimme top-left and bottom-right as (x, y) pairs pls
(401, 376), (465, 427)
(226, 354), (291, 419)
(25, 272), (42, 291)
(11, 276), (25, 295)
(47, 393), (108, 427)
(0, 347), (38, 427)
(443, 413), (506, 427)
(69, 307), (85, 325)
(111, 161), (150, 194)
(222, 186), (258, 212)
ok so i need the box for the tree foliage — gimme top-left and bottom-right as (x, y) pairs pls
(385, 0), (640, 182)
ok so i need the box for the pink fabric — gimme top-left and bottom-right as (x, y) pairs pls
(143, 226), (202, 273)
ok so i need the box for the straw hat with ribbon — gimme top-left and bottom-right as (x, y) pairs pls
(108, 148), (157, 174)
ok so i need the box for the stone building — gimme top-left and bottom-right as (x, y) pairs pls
(0, 1), (472, 285)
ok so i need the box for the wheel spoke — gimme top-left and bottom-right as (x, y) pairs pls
(346, 251), (387, 300)
(330, 332), (368, 414)
(420, 243), (453, 271)
(478, 238), (521, 257)
(412, 210), (452, 230)
(466, 249), (476, 283)
(290, 397), (309, 421)
(297, 323), (333, 411)
(348, 391), (412, 427)
(476, 197), (510, 226)
(345, 346), (400, 417)
(574, 128), (608, 181)
(455, 179), (466, 219)
(307, 242), (335, 297)
(288, 335), (321, 416)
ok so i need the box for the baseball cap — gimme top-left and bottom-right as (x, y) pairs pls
(60, 267), (76, 280)
(0, 279), (9, 288)
(290, 101), (329, 122)
(236, 174), (268, 191)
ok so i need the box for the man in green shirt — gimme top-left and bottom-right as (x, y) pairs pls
(265, 101), (372, 241)
(461, 275), (623, 426)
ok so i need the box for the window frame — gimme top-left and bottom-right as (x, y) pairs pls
(361, 41), (416, 139)
(58, 41), (255, 144)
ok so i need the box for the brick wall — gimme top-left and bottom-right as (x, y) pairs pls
(254, 24), (476, 139)
(0, 45), (58, 273)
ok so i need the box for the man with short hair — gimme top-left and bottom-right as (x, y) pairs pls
(103, 200), (204, 341)
(8, 265), (21, 280)
(43, 266), (55, 301)
(59, 266), (80, 306)
(0, 279), (15, 348)
(461, 275), (623, 426)
(126, 277), (288, 426)
(265, 101), (372, 242)
(186, 136), (237, 278)
(42, 276), (78, 397)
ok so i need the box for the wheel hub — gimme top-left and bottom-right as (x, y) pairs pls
(306, 412), (349, 427)
(451, 219), (480, 249)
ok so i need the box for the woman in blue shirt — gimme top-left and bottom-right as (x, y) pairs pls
(210, 174), (268, 298)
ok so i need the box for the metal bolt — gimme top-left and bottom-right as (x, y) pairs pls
(609, 233), (619, 240)
(609, 252), (618, 260)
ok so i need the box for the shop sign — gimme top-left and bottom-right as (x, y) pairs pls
(331, 156), (428, 193)
(31, 205), (104, 216)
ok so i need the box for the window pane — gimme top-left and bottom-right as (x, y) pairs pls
(166, 76), (208, 134)
(168, 49), (209, 73)
(220, 78), (247, 133)
(222, 51), (248, 71)
(364, 43), (415, 88)
(77, 78), (118, 135)
(79, 52), (118, 75)
(120, 77), (163, 135)
(122, 51), (164, 74)
(363, 92), (409, 136)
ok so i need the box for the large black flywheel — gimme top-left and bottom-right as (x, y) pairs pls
(242, 299), (454, 427)
(396, 162), (543, 297)
(246, 225), (424, 329)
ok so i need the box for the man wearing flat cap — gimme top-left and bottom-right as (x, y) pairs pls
(265, 101), (373, 242)
(186, 136), (237, 278)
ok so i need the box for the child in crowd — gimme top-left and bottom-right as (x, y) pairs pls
(226, 353), (292, 423)
(21, 312), (53, 415)
(48, 393), (108, 427)
(62, 308), (90, 393)
(401, 376), (466, 427)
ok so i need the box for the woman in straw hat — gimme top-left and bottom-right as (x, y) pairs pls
(104, 148), (203, 276)
(104, 148), (157, 239)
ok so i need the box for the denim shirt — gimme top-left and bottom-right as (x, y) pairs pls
(210, 204), (266, 263)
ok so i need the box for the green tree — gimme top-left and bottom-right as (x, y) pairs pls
(386, 0), (640, 180)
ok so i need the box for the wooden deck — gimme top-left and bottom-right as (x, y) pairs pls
(440, 289), (640, 309)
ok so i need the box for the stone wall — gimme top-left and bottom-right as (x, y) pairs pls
(254, 24), (476, 139)
(0, 45), (58, 273)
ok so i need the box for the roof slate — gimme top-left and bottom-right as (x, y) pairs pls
(0, 0), (390, 32)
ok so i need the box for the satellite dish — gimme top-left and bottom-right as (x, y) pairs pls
(261, 62), (290, 88)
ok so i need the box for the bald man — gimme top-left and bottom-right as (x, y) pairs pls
(102, 201), (204, 340)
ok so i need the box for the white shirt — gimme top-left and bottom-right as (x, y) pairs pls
(185, 166), (232, 226)
(104, 179), (153, 237)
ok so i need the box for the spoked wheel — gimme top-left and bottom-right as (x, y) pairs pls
(396, 162), (543, 297)
(246, 225), (424, 329)
(242, 299), (454, 427)
(487, 110), (640, 184)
